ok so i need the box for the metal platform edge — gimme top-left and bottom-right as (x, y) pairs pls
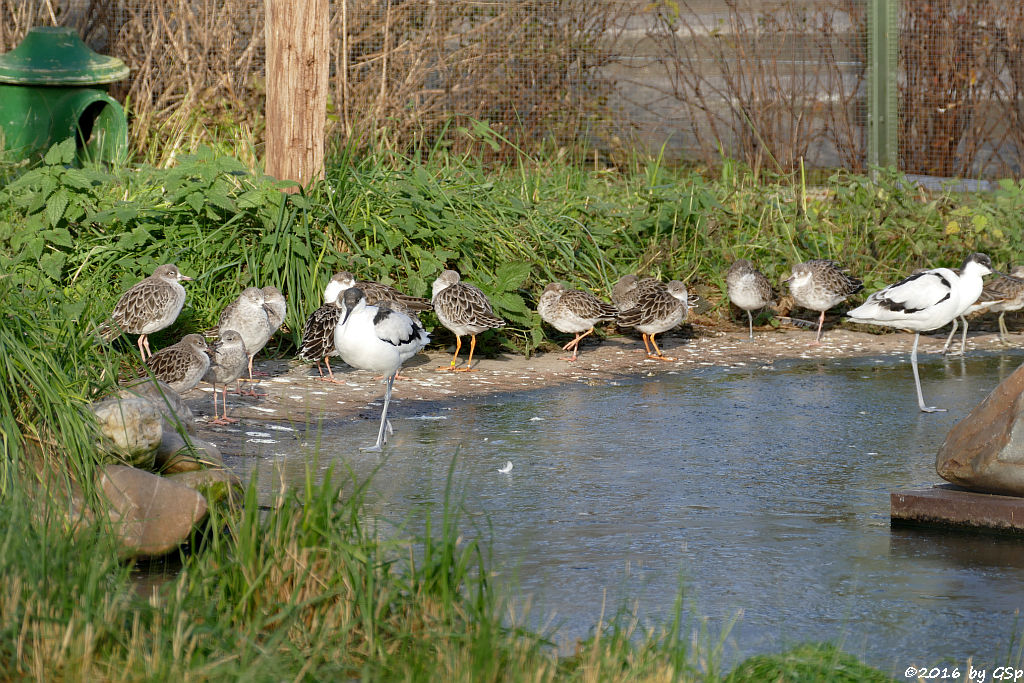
(891, 484), (1024, 534)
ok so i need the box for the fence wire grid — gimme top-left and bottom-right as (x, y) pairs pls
(2, 0), (1024, 178)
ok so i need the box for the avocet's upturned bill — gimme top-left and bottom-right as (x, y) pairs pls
(846, 253), (994, 413)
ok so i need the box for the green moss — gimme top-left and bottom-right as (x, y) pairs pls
(726, 643), (895, 683)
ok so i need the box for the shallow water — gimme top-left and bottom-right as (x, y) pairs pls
(226, 350), (1024, 673)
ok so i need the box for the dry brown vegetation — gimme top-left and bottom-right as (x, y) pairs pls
(1, 0), (625, 165)
(619, 0), (866, 174)
(4, 0), (1024, 176)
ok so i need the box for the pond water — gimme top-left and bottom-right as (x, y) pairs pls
(225, 350), (1024, 674)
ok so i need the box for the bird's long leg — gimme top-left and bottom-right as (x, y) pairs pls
(747, 310), (754, 339)
(315, 357), (345, 384)
(362, 373), (395, 452)
(812, 310), (826, 344)
(641, 333), (653, 355)
(942, 318), (959, 355)
(237, 355), (267, 397)
(958, 315), (969, 355)
(139, 335), (150, 361)
(437, 335), (462, 371)
(561, 328), (594, 361)
(219, 385), (238, 423)
(455, 334), (479, 372)
(561, 333), (582, 351)
(999, 312), (1011, 345)
(911, 332), (944, 413)
(647, 333), (676, 362)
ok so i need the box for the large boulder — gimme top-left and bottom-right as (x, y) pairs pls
(168, 468), (243, 508)
(99, 464), (208, 560)
(936, 362), (1024, 495)
(119, 379), (196, 434)
(156, 430), (224, 473)
(90, 397), (162, 469)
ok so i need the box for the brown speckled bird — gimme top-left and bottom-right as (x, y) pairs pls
(785, 259), (863, 343)
(99, 264), (191, 360)
(431, 270), (505, 372)
(333, 271), (432, 312)
(617, 280), (689, 361)
(726, 259), (774, 339)
(203, 330), (249, 424)
(611, 274), (663, 313)
(298, 279), (345, 381)
(144, 333), (210, 394)
(537, 282), (617, 361)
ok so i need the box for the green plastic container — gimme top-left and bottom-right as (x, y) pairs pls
(0, 26), (130, 164)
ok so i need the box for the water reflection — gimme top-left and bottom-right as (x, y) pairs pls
(226, 351), (1024, 672)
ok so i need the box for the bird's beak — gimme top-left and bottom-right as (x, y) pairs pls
(179, 274), (193, 282)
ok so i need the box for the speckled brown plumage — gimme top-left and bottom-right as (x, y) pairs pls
(537, 282), (617, 361)
(984, 266), (1024, 341)
(786, 259), (863, 343)
(298, 301), (344, 380)
(617, 280), (689, 361)
(431, 270), (505, 371)
(144, 334), (210, 394)
(334, 271), (433, 312)
(100, 264), (191, 360)
(611, 275), (663, 312)
(726, 259), (774, 338)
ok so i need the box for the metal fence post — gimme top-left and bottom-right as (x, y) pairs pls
(867, 0), (899, 173)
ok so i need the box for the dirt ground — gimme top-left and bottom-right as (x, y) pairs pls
(188, 317), (1017, 444)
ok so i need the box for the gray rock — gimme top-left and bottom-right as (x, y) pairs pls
(119, 378), (196, 434)
(167, 468), (242, 508)
(155, 430), (225, 473)
(99, 465), (208, 560)
(90, 397), (161, 469)
(937, 362), (1024, 495)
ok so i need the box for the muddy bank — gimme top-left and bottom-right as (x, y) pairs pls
(187, 321), (1022, 455)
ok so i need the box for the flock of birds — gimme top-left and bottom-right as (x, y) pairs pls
(727, 252), (1024, 413)
(96, 252), (1024, 451)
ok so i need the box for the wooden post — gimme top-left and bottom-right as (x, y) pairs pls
(265, 0), (329, 189)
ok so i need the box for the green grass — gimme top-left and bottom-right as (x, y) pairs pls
(6, 136), (1024, 360)
(0, 454), (900, 681)
(4, 137), (1023, 679)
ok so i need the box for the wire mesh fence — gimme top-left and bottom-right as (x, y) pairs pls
(2, 0), (1024, 177)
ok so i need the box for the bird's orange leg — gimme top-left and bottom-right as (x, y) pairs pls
(454, 334), (478, 372)
(647, 333), (676, 362)
(139, 335), (150, 361)
(561, 327), (595, 361)
(236, 355), (267, 396)
(218, 386), (238, 423)
(210, 384), (238, 425)
(641, 333), (653, 355)
(437, 335), (462, 371)
(315, 357), (344, 384)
